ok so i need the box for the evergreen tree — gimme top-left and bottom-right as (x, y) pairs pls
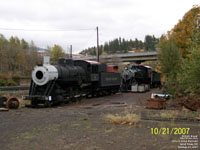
(79, 37), (147, 55)
(135, 38), (139, 49)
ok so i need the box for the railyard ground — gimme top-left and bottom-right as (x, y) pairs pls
(0, 89), (200, 150)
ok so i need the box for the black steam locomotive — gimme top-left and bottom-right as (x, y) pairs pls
(121, 64), (161, 92)
(23, 56), (121, 107)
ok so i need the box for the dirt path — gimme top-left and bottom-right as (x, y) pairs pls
(0, 89), (199, 150)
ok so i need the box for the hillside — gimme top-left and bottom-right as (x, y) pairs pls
(79, 35), (159, 56)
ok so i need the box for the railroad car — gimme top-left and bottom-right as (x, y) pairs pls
(23, 56), (121, 107)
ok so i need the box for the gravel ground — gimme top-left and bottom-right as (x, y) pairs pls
(0, 89), (199, 150)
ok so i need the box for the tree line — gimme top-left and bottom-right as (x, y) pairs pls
(0, 34), (41, 77)
(79, 35), (159, 56)
(0, 34), (68, 85)
(158, 5), (200, 96)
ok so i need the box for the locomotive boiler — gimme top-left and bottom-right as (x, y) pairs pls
(23, 56), (121, 107)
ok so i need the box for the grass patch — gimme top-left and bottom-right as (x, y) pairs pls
(105, 128), (114, 134)
(160, 110), (179, 120)
(105, 113), (140, 125)
(82, 117), (88, 121)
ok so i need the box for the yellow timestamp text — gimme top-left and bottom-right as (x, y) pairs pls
(151, 128), (190, 135)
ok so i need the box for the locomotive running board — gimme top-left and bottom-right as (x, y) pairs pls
(22, 95), (52, 101)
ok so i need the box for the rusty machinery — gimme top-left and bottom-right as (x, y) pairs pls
(0, 96), (19, 109)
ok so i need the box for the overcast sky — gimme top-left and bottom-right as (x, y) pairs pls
(0, 0), (199, 54)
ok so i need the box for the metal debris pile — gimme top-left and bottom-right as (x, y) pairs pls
(146, 93), (171, 110)
(179, 97), (200, 111)
(0, 95), (19, 111)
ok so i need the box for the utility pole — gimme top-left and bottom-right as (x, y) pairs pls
(70, 45), (72, 58)
(96, 26), (100, 62)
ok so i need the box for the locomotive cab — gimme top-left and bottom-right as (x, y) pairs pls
(74, 60), (106, 82)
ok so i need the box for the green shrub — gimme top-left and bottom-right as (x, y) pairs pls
(177, 48), (200, 95)
(6, 79), (18, 86)
(159, 37), (182, 96)
(0, 78), (17, 86)
(159, 37), (200, 96)
(0, 78), (7, 86)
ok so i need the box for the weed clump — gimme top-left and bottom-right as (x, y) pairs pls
(105, 113), (140, 125)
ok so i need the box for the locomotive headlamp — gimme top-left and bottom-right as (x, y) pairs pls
(32, 64), (58, 86)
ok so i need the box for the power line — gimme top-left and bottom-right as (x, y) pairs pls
(0, 27), (95, 32)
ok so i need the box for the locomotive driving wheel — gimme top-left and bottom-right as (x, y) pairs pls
(69, 87), (74, 101)
(72, 87), (79, 102)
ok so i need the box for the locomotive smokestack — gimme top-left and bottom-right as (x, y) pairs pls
(43, 56), (50, 65)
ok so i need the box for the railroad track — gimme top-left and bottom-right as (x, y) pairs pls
(0, 85), (29, 91)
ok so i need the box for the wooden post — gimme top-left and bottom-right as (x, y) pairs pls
(96, 26), (99, 62)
